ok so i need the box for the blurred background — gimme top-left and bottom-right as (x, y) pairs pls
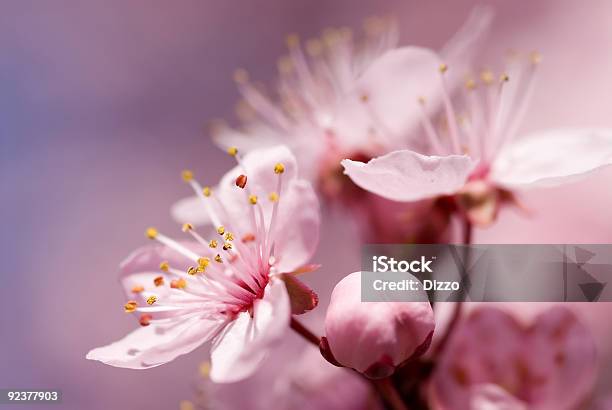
(2, 0), (612, 408)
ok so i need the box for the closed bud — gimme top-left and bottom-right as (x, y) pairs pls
(322, 271), (435, 379)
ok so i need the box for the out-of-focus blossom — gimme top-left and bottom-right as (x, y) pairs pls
(87, 146), (320, 383)
(342, 50), (612, 227)
(431, 306), (597, 410)
(210, 9), (491, 179)
(194, 340), (379, 410)
(322, 271), (434, 379)
(174, 8), (492, 242)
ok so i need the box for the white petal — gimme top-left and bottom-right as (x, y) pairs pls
(492, 129), (612, 188)
(273, 179), (320, 273)
(209, 279), (290, 382)
(171, 195), (210, 225)
(331, 47), (442, 150)
(342, 150), (475, 202)
(469, 384), (527, 410)
(86, 315), (223, 369)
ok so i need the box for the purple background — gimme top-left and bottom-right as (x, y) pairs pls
(2, 1), (612, 408)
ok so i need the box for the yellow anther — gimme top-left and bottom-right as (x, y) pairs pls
(223, 242), (233, 251)
(249, 194), (258, 205)
(277, 55), (293, 74)
(199, 361), (211, 377)
(209, 239), (218, 248)
(418, 96), (426, 105)
(274, 163), (285, 174)
(322, 28), (340, 46)
(233, 69), (248, 84)
(480, 70), (494, 85)
(145, 227), (158, 239)
(179, 400), (195, 410)
(196, 265), (205, 273)
(214, 254), (223, 263)
(187, 266), (198, 276)
(181, 170), (194, 182)
(227, 146), (238, 156)
(286, 33), (299, 48)
(202, 186), (212, 197)
(360, 93), (369, 103)
(182, 223), (193, 232)
(159, 261), (169, 272)
(146, 295), (157, 305)
(439, 63), (448, 73)
(131, 285), (144, 294)
(198, 257), (210, 267)
(124, 300), (138, 313)
(530, 51), (542, 65)
(170, 278), (187, 289)
(499, 73), (509, 83)
(465, 78), (477, 90)
(217, 226), (225, 235)
(224, 232), (234, 241)
(269, 192), (279, 202)
(153, 276), (164, 287)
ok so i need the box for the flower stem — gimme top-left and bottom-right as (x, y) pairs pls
(433, 218), (472, 357)
(290, 316), (320, 346)
(372, 378), (409, 410)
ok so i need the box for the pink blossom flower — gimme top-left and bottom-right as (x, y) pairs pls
(342, 51), (612, 227)
(322, 271), (435, 379)
(86, 146), (320, 382)
(174, 9), (492, 242)
(430, 306), (597, 410)
(209, 9), (491, 175)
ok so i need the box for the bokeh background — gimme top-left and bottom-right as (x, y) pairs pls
(2, 1), (612, 409)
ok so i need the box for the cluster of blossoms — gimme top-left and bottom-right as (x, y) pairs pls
(88, 7), (612, 410)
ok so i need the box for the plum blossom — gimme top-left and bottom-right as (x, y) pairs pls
(430, 306), (597, 410)
(322, 271), (435, 379)
(342, 51), (612, 227)
(87, 146), (320, 383)
(174, 9), (492, 242)
(208, 9), (491, 179)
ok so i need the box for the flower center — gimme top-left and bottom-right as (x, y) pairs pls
(124, 148), (287, 324)
(418, 51), (541, 171)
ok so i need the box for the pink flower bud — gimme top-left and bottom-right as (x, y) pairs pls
(322, 271), (435, 379)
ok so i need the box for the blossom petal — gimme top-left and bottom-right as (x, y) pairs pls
(272, 179), (320, 272)
(526, 306), (597, 409)
(469, 384), (527, 410)
(209, 278), (290, 382)
(331, 47), (442, 150)
(86, 315), (224, 369)
(440, 6), (493, 75)
(491, 129), (612, 188)
(342, 150), (475, 202)
(171, 195), (209, 226)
